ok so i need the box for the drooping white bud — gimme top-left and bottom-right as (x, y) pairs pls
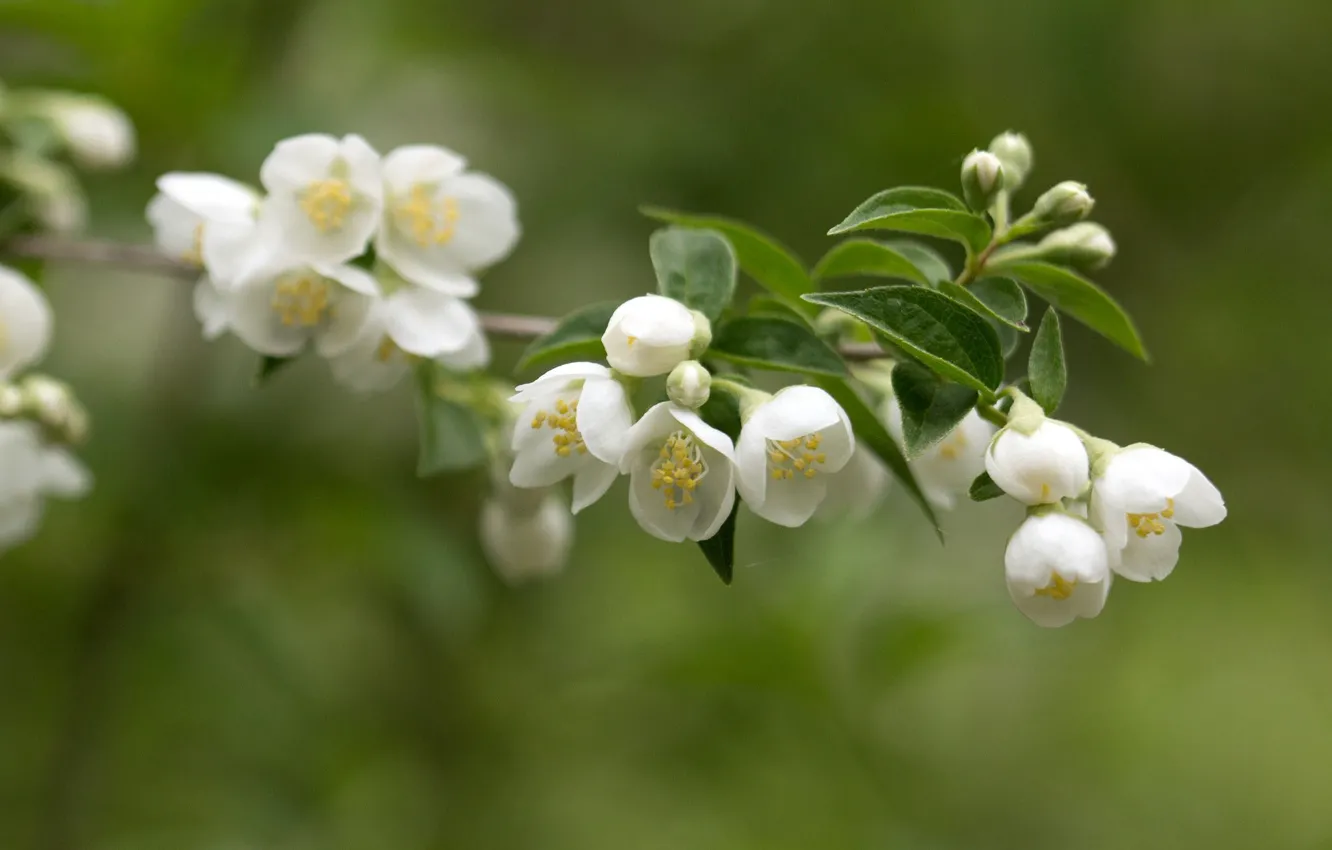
(601, 294), (698, 377)
(1005, 511), (1111, 628)
(479, 493), (574, 585)
(1033, 181), (1095, 226)
(988, 131), (1034, 190)
(44, 94), (137, 170)
(986, 416), (1090, 505)
(961, 149), (1005, 211)
(1034, 222), (1117, 270)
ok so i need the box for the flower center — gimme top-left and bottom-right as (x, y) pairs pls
(394, 184), (460, 247)
(271, 275), (331, 327)
(651, 430), (708, 510)
(937, 428), (968, 460)
(300, 178), (353, 232)
(767, 432), (826, 481)
(530, 397), (586, 458)
(1127, 498), (1175, 538)
(1035, 573), (1077, 601)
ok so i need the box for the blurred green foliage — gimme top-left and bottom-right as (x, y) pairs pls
(2, 0), (1332, 847)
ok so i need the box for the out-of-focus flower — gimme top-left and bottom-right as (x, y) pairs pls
(0, 264), (52, 380)
(220, 260), (378, 357)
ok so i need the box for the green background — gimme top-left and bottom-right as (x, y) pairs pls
(2, 0), (1330, 847)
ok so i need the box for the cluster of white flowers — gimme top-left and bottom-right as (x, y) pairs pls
(507, 294), (889, 549)
(146, 134), (519, 391)
(985, 395), (1226, 627)
(0, 265), (91, 554)
(0, 82), (136, 234)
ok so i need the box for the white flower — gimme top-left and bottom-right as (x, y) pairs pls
(986, 420), (1089, 505)
(620, 402), (736, 542)
(735, 386), (855, 527)
(0, 264), (53, 380)
(0, 421), (90, 554)
(601, 294), (697, 377)
(146, 172), (260, 270)
(815, 444), (890, 522)
(509, 363), (634, 513)
(375, 145), (520, 295)
(1005, 512), (1111, 628)
(886, 401), (994, 509)
(1090, 445), (1226, 582)
(479, 492), (573, 584)
(223, 260), (378, 357)
(258, 133), (383, 264)
(329, 288), (490, 392)
(44, 95), (135, 170)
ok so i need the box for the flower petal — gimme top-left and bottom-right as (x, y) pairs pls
(1112, 520), (1183, 582)
(439, 172), (520, 270)
(1171, 461), (1226, 528)
(571, 461), (619, 514)
(382, 144), (468, 190)
(0, 264), (53, 379)
(1098, 445), (1191, 514)
(628, 465), (697, 542)
(618, 402), (678, 473)
(577, 378), (633, 464)
(691, 452), (737, 541)
(511, 363), (611, 403)
(668, 407), (736, 462)
(259, 134), (340, 191)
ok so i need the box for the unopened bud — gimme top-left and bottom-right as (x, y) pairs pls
(988, 131), (1034, 190)
(1033, 181), (1094, 226)
(961, 149), (1005, 211)
(667, 360), (711, 410)
(1035, 222), (1117, 270)
(19, 375), (88, 444)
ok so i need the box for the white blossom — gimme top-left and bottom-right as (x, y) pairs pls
(329, 289), (490, 392)
(886, 400), (994, 509)
(815, 444), (890, 522)
(45, 94), (135, 170)
(509, 364), (634, 513)
(735, 386), (855, 527)
(1005, 512), (1111, 628)
(0, 264), (53, 380)
(1091, 445), (1226, 582)
(986, 419), (1089, 505)
(601, 294), (697, 377)
(376, 145), (520, 295)
(0, 421), (90, 554)
(620, 402), (736, 542)
(479, 492), (573, 584)
(146, 172), (261, 272)
(222, 260), (378, 357)
(258, 133), (383, 265)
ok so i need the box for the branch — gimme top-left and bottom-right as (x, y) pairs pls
(2, 234), (885, 360)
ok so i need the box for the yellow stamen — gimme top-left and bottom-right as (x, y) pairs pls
(767, 431), (827, 482)
(533, 395), (586, 458)
(270, 274), (331, 326)
(651, 431), (708, 510)
(394, 184), (460, 247)
(1126, 499), (1174, 539)
(1035, 573), (1077, 601)
(300, 178), (353, 232)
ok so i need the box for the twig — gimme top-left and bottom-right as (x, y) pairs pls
(2, 234), (887, 360)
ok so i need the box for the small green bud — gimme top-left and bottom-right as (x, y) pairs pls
(1035, 222), (1117, 271)
(988, 131), (1034, 190)
(1032, 181), (1094, 226)
(961, 149), (1005, 212)
(666, 360), (712, 410)
(688, 310), (713, 359)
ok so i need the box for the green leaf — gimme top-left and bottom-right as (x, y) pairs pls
(994, 321), (1021, 359)
(697, 502), (739, 585)
(697, 386), (743, 441)
(887, 240), (954, 285)
(747, 294), (813, 326)
(650, 227), (737, 322)
(812, 239), (930, 286)
(415, 363), (489, 476)
(970, 278), (1029, 328)
(642, 207), (813, 308)
(889, 360), (980, 460)
(516, 302), (616, 373)
(814, 376), (941, 540)
(1028, 307), (1067, 414)
(828, 187), (992, 257)
(968, 471), (1005, 502)
(709, 316), (849, 378)
(804, 286), (1005, 393)
(254, 355), (296, 386)
(991, 261), (1148, 359)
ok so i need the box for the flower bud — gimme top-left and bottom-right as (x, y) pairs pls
(479, 493), (574, 585)
(1034, 222), (1116, 271)
(666, 360), (711, 410)
(961, 149), (1005, 211)
(1032, 181), (1094, 226)
(988, 131), (1034, 190)
(1006, 511), (1111, 628)
(601, 294), (698, 377)
(19, 375), (89, 444)
(0, 153), (87, 233)
(985, 415), (1090, 506)
(43, 94), (136, 170)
